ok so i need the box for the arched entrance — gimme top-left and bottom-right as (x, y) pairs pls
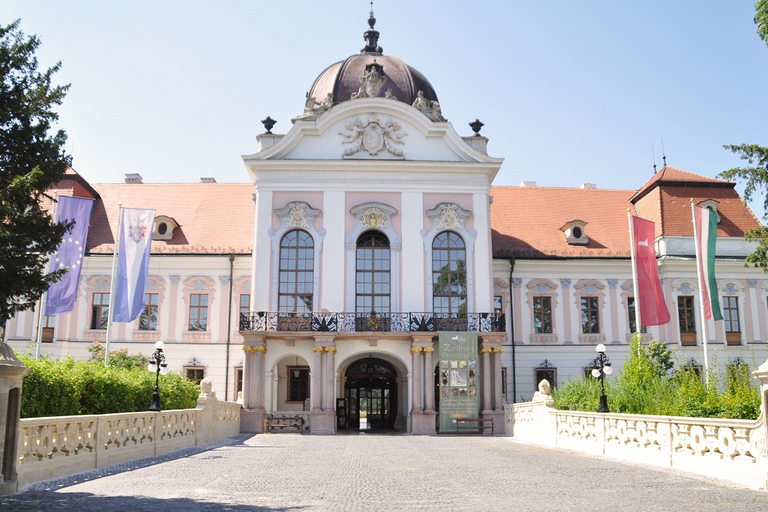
(343, 357), (398, 431)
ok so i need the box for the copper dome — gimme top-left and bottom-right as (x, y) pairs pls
(306, 13), (439, 108)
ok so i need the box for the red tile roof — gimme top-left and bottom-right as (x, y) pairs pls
(85, 182), (254, 254)
(491, 167), (761, 259)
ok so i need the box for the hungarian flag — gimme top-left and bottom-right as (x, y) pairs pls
(631, 216), (670, 325)
(112, 208), (155, 322)
(46, 196), (95, 315)
(693, 205), (722, 321)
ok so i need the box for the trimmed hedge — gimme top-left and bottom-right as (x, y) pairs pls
(17, 352), (200, 418)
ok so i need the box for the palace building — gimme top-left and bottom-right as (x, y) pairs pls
(5, 14), (768, 434)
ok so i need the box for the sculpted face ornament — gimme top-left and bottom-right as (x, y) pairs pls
(339, 115), (407, 158)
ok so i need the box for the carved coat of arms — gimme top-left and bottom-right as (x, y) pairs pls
(339, 115), (407, 158)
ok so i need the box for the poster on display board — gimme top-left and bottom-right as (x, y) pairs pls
(438, 331), (479, 433)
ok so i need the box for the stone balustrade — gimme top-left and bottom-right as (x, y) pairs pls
(15, 390), (241, 490)
(505, 359), (768, 491)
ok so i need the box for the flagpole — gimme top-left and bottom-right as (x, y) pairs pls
(105, 203), (123, 364)
(36, 191), (59, 360)
(691, 201), (710, 383)
(628, 210), (643, 336)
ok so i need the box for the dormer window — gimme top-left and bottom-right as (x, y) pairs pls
(698, 199), (721, 223)
(153, 215), (179, 241)
(560, 220), (589, 245)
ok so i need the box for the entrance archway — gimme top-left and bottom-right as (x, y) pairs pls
(343, 357), (398, 431)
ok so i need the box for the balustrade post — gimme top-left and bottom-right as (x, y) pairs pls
(753, 359), (768, 467)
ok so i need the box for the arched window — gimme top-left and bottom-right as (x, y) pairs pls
(278, 230), (314, 312)
(432, 232), (467, 314)
(356, 232), (390, 314)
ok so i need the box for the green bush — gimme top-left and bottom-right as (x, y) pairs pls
(552, 338), (762, 420)
(17, 351), (200, 418)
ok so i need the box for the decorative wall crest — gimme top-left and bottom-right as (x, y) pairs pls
(351, 61), (390, 99)
(274, 201), (321, 231)
(359, 206), (389, 229)
(426, 203), (471, 232)
(339, 115), (407, 158)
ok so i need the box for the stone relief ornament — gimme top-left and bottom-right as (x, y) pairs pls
(294, 92), (335, 121)
(359, 207), (388, 229)
(339, 115), (407, 158)
(411, 90), (446, 122)
(274, 201), (321, 231)
(351, 61), (391, 99)
(426, 203), (471, 231)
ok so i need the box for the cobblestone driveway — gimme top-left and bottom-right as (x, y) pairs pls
(1, 433), (766, 511)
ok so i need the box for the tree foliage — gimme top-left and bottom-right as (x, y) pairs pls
(756, 0), (768, 47)
(0, 20), (71, 324)
(552, 340), (761, 419)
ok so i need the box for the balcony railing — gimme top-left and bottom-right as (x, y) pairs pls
(239, 311), (506, 333)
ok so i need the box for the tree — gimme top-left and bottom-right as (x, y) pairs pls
(0, 20), (71, 326)
(756, 0), (768, 47)
(717, 3), (768, 269)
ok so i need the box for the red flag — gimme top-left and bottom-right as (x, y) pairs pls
(631, 216), (670, 325)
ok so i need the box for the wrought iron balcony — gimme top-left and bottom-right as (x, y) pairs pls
(239, 311), (506, 334)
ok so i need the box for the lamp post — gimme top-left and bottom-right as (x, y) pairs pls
(591, 343), (613, 413)
(148, 341), (169, 411)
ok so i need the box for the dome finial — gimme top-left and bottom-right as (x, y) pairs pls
(362, 1), (383, 54)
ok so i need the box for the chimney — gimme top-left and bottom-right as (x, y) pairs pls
(520, 181), (537, 187)
(580, 183), (597, 189)
(125, 173), (143, 184)
(200, 177), (217, 183)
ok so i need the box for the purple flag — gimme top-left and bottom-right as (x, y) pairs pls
(112, 208), (155, 322)
(46, 196), (94, 315)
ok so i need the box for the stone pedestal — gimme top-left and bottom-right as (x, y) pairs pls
(240, 409), (266, 434)
(410, 411), (437, 435)
(310, 411), (336, 435)
(0, 342), (29, 495)
(483, 410), (506, 435)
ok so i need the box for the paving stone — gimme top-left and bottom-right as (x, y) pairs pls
(1, 433), (766, 511)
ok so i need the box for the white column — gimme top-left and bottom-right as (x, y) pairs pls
(401, 192), (424, 312)
(312, 347), (323, 412)
(473, 192), (492, 313)
(424, 347), (435, 412)
(411, 347), (422, 412)
(482, 348), (492, 412)
(493, 349), (503, 410)
(251, 190), (273, 311)
(322, 190), (346, 311)
(324, 347), (336, 412)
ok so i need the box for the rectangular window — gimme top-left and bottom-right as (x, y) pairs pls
(627, 297), (647, 334)
(189, 293), (208, 331)
(41, 315), (55, 342)
(287, 366), (310, 403)
(139, 293), (159, 331)
(723, 296), (740, 333)
(240, 294), (250, 315)
(580, 296), (599, 334)
(185, 367), (205, 384)
(677, 295), (696, 345)
(493, 295), (503, 314)
(533, 296), (552, 334)
(534, 366), (557, 392)
(235, 366), (244, 402)
(90, 292), (110, 330)
(723, 296), (741, 345)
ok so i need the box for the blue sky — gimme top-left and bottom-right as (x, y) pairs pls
(4, 1), (767, 216)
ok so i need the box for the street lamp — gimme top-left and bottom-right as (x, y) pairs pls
(148, 341), (169, 411)
(591, 343), (613, 413)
